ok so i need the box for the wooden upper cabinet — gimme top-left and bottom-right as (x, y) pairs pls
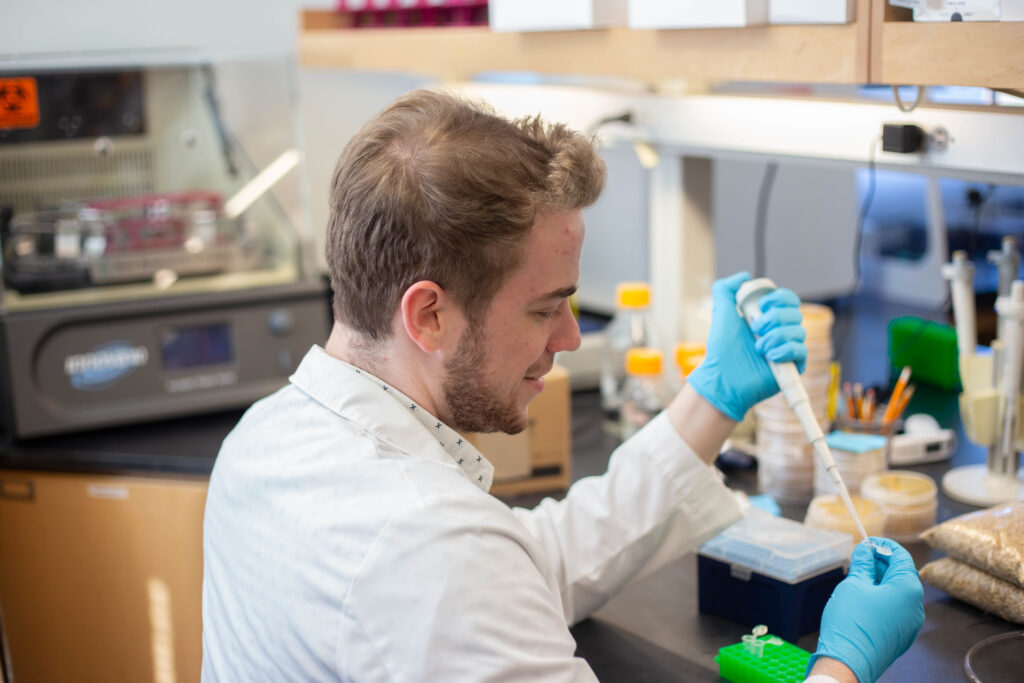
(299, 0), (1023, 89)
(871, 2), (1024, 89)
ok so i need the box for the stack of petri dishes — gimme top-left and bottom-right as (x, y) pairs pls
(754, 303), (834, 503)
(860, 471), (938, 542)
(804, 494), (886, 540)
(814, 431), (887, 497)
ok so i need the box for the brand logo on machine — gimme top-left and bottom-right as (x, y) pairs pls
(64, 341), (149, 390)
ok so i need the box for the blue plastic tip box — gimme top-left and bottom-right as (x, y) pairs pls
(698, 509), (852, 642)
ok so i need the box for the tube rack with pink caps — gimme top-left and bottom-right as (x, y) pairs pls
(336, 0), (488, 27)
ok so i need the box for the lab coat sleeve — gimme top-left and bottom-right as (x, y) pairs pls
(337, 493), (600, 683)
(511, 410), (744, 625)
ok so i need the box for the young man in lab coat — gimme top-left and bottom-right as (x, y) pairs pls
(202, 90), (923, 682)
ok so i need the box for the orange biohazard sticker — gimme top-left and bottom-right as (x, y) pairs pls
(0, 77), (40, 130)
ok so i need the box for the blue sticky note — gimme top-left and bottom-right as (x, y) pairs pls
(748, 494), (782, 516)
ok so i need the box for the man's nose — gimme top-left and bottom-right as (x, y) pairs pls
(550, 302), (581, 353)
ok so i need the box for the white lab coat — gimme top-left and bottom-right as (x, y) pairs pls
(202, 345), (756, 681)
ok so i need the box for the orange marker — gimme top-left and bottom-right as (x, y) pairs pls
(883, 366), (912, 424)
(864, 388), (876, 422)
(853, 383), (864, 420)
(891, 384), (916, 423)
(843, 382), (856, 420)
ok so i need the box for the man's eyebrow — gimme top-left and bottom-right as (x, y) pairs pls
(533, 286), (577, 303)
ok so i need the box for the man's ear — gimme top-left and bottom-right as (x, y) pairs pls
(399, 281), (458, 353)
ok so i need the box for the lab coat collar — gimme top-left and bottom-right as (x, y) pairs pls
(290, 346), (495, 492)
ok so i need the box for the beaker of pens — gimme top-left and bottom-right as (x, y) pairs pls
(836, 367), (914, 467)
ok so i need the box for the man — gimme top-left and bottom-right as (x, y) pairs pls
(203, 90), (923, 682)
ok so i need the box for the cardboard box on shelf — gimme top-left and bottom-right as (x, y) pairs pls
(526, 364), (571, 471)
(465, 428), (531, 481)
(472, 364), (572, 496)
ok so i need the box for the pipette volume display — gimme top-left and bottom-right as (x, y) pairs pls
(736, 278), (871, 544)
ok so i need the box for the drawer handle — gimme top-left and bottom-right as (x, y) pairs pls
(0, 479), (35, 501)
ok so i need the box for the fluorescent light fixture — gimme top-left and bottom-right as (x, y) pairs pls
(224, 148), (300, 220)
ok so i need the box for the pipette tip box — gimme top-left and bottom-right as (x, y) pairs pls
(715, 633), (812, 683)
(698, 510), (851, 642)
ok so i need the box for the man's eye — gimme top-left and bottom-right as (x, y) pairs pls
(539, 308), (563, 320)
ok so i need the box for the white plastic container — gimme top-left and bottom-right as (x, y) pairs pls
(813, 431), (887, 496)
(619, 348), (670, 439)
(628, 0), (768, 28)
(1004, 0), (1024, 20)
(769, 0), (854, 24)
(860, 471), (938, 542)
(600, 282), (658, 418)
(490, 0), (629, 32)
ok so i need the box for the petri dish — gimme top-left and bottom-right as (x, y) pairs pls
(861, 471), (938, 541)
(964, 631), (1024, 683)
(805, 494), (886, 539)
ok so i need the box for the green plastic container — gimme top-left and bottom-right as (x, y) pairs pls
(715, 633), (812, 683)
(887, 316), (959, 390)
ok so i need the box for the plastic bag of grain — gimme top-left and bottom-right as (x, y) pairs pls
(920, 502), (1024, 588)
(919, 557), (1024, 625)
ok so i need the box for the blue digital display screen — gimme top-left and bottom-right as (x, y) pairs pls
(161, 323), (234, 370)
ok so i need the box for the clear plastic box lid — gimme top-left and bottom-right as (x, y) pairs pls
(699, 509), (853, 584)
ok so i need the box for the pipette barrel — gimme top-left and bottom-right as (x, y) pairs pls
(736, 278), (870, 544)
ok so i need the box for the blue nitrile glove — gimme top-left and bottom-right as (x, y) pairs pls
(686, 272), (807, 421)
(808, 538), (925, 683)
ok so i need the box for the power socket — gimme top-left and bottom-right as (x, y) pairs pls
(882, 123), (926, 153)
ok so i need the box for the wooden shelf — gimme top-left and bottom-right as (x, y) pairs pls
(300, 1), (1024, 89)
(300, 8), (870, 85)
(873, 20), (1024, 89)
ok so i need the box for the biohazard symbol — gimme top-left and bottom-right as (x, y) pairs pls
(0, 77), (40, 130)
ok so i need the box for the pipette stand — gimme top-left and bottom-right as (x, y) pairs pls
(945, 277), (1024, 506)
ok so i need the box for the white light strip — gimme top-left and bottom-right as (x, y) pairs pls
(224, 148), (300, 219)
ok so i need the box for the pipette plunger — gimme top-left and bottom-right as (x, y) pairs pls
(736, 278), (870, 544)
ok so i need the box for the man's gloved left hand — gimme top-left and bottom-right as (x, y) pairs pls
(687, 272), (806, 421)
(809, 538), (925, 683)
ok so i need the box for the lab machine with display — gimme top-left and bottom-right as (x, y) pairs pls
(0, 59), (329, 438)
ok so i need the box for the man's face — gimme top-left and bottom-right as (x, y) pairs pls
(443, 210), (584, 434)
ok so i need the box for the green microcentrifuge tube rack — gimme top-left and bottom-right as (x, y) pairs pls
(715, 633), (812, 683)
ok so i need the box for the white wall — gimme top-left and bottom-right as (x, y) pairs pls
(714, 160), (859, 300)
(298, 74), (652, 309)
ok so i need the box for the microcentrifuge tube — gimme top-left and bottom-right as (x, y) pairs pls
(868, 540), (893, 557)
(742, 625), (769, 658)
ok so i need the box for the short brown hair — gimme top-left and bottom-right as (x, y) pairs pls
(326, 89), (606, 341)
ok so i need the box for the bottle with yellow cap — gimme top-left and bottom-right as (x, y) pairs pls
(600, 282), (658, 421)
(619, 348), (670, 439)
(671, 341), (706, 394)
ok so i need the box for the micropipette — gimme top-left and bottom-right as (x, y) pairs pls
(736, 278), (871, 544)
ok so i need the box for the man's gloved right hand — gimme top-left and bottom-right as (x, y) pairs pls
(808, 538), (925, 683)
(686, 272), (806, 422)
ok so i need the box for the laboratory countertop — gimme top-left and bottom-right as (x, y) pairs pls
(0, 387), (1019, 681)
(569, 388), (1020, 683)
(0, 408), (237, 476)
